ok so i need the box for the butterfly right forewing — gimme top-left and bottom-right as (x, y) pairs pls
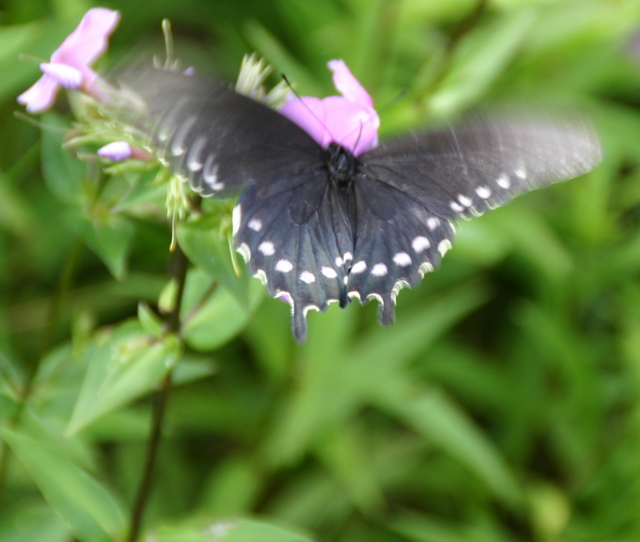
(344, 113), (602, 326)
(360, 114), (602, 221)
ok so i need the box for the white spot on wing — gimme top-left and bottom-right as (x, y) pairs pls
(237, 243), (251, 262)
(321, 267), (338, 279)
(300, 271), (316, 284)
(343, 252), (353, 263)
(515, 166), (527, 179)
(275, 259), (293, 273)
(232, 205), (241, 235)
(350, 261), (367, 274)
(427, 217), (440, 230)
(258, 241), (274, 256)
(248, 218), (262, 232)
(393, 252), (412, 267)
(418, 261), (434, 277)
(348, 291), (362, 301)
(253, 269), (267, 285)
(275, 291), (294, 312)
(186, 136), (206, 172)
(412, 236), (430, 253)
(438, 239), (452, 256)
(171, 116), (197, 157)
(497, 173), (511, 189)
(450, 201), (464, 213)
(391, 279), (410, 302)
(476, 186), (491, 199)
(458, 195), (473, 207)
(303, 304), (320, 316)
(202, 154), (224, 191)
(371, 263), (388, 276)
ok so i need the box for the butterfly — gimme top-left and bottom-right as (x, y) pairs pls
(126, 63), (602, 343)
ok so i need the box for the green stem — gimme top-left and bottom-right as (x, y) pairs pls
(127, 245), (189, 542)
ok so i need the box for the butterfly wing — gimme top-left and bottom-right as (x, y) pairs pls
(360, 113), (602, 220)
(127, 70), (355, 342)
(234, 176), (353, 342)
(344, 178), (456, 324)
(348, 113), (602, 323)
(123, 69), (322, 198)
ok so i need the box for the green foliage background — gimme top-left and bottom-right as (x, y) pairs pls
(2, 0), (640, 541)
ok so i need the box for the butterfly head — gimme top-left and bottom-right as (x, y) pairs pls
(325, 142), (358, 188)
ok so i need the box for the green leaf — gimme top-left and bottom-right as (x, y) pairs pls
(178, 216), (253, 306)
(138, 302), (165, 338)
(199, 457), (262, 516)
(0, 22), (47, 101)
(41, 114), (86, 205)
(0, 351), (24, 403)
(74, 213), (135, 280)
(66, 320), (180, 436)
(155, 519), (314, 542)
(315, 425), (384, 513)
(243, 20), (323, 96)
(182, 269), (264, 351)
(426, 8), (537, 114)
(0, 428), (125, 542)
(383, 387), (523, 506)
(264, 282), (489, 467)
(109, 170), (168, 213)
(222, 519), (314, 542)
(0, 500), (70, 542)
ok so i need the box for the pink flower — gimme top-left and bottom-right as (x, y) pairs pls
(98, 142), (152, 162)
(279, 60), (379, 156)
(18, 8), (120, 113)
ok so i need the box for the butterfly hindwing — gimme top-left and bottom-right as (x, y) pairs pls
(234, 174), (353, 342)
(345, 178), (456, 325)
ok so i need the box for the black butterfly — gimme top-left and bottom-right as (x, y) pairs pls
(129, 70), (602, 343)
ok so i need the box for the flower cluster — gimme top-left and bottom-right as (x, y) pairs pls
(18, 8), (120, 114)
(18, 8), (380, 162)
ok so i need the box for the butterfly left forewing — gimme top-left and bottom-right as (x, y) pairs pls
(122, 69), (322, 198)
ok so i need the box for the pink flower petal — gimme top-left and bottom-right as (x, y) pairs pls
(279, 59), (379, 156)
(321, 96), (379, 156)
(328, 59), (373, 108)
(52, 8), (120, 68)
(18, 8), (119, 113)
(98, 142), (152, 162)
(98, 142), (132, 161)
(40, 62), (83, 89)
(280, 97), (331, 148)
(17, 76), (60, 114)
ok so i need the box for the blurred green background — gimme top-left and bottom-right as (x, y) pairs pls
(2, 0), (640, 541)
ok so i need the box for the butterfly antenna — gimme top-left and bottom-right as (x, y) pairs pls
(337, 89), (408, 154)
(281, 73), (331, 134)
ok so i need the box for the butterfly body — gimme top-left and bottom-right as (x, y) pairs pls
(127, 69), (602, 343)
